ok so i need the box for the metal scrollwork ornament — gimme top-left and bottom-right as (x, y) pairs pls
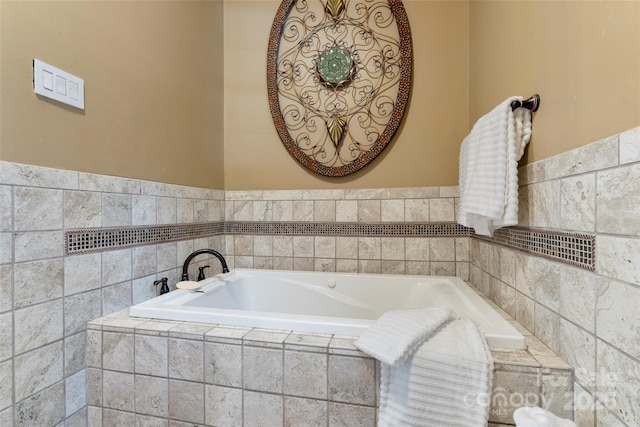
(267, 0), (412, 176)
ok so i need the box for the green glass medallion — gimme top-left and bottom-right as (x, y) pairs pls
(317, 47), (353, 85)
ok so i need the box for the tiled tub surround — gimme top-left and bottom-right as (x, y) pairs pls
(469, 126), (640, 427)
(2, 124), (639, 426)
(222, 187), (471, 278)
(0, 162), (226, 426)
(86, 303), (572, 427)
(0, 160), (475, 426)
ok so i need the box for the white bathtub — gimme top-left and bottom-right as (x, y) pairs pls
(129, 268), (525, 349)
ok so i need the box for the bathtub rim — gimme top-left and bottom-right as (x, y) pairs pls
(129, 268), (526, 349)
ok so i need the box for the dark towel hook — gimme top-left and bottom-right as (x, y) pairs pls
(511, 94), (540, 112)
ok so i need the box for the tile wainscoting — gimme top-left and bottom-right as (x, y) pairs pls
(222, 186), (469, 279)
(86, 302), (572, 427)
(0, 162), (226, 427)
(470, 126), (640, 427)
(0, 125), (638, 426)
(0, 162), (470, 426)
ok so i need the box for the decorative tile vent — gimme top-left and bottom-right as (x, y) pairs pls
(475, 227), (595, 271)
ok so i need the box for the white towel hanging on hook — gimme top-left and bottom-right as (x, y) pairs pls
(458, 96), (532, 236)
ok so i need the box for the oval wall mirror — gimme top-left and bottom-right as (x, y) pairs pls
(267, 0), (413, 176)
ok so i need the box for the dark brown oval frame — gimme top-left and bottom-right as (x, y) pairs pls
(266, 0), (413, 177)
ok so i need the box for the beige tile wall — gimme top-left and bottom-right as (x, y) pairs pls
(223, 187), (469, 279)
(0, 161), (465, 426)
(470, 126), (640, 427)
(85, 316), (380, 426)
(0, 161), (225, 426)
(86, 308), (572, 427)
(2, 125), (638, 426)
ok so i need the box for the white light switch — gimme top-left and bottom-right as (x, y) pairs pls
(42, 70), (54, 91)
(56, 76), (67, 95)
(33, 59), (84, 109)
(69, 81), (79, 100)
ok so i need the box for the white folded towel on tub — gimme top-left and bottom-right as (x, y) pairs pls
(355, 308), (493, 427)
(513, 406), (577, 427)
(458, 96), (532, 236)
(354, 307), (453, 365)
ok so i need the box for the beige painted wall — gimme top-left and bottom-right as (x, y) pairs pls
(470, 0), (640, 164)
(0, 0), (225, 189)
(223, 0), (470, 190)
(3, 1), (637, 190)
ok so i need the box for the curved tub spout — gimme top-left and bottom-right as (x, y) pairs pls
(181, 249), (229, 281)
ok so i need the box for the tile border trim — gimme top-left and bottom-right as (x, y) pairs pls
(64, 221), (469, 255)
(65, 222), (225, 255)
(65, 221), (595, 272)
(474, 227), (595, 271)
(224, 221), (469, 237)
